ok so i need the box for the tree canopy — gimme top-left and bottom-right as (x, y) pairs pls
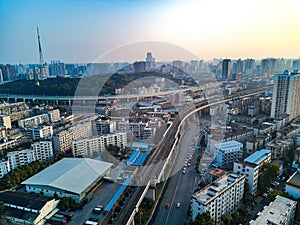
(189, 212), (214, 225)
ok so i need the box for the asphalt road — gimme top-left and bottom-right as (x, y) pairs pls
(69, 181), (121, 225)
(149, 125), (200, 225)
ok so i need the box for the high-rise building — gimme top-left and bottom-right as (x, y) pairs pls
(222, 59), (231, 80)
(244, 59), (255, 76)
(271, 70), (300, 121)
(191, 173), (245, 225)
(146, 52), (155, 70)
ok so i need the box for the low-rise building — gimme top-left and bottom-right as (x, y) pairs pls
(245, 134), (271, 154)
(0, 191), (60, 225)
(266, 137), (294, 160)
(214, 141), (243, 168)
(22, 158), (113, 202)
(249, 195), (297, 225)
(285, 169), (300, 199)
(191, 173), (245, 225)
(277, 124), (300, 139)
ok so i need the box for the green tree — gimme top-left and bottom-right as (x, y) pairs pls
(221, 214), (231, 225)
(258, 162), (279, 194)
(189, 212), (214, 225)
(0, 202), (7, 225)
(57, 197), (75, 211)
(267, 190), (290, 201)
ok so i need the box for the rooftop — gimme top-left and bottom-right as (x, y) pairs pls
(286, 170), (300, 189)
(5, 207), (38, 223)
(208, 169), (228, 177)
(0, 191), (53, 210)
(244, 149), (271, 165)
(131, 142), (149, 149)
(214, 141), (243, 149)
(193, 173), (244, 204)
(249, 196), (296, 225)
(22, 158), (113, 194)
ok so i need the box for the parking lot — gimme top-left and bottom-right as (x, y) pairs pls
(69, 181), (121, 225)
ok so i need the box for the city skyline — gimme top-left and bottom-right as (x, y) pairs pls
(1, 0), (300, 64)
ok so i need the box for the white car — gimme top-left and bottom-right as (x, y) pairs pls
(177, 202), (181, 208)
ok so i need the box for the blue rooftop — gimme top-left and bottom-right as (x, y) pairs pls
(126, 150), (140, 166)
(131, 142), (149, 149)
(244, 149), (271, 165)
(133, 148), (153, 166)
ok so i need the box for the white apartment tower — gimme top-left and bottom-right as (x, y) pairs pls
(191, 173), (245, 225)
(271, 70), (300, 121)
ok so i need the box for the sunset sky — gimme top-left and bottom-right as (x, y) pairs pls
(1, 0), (300, 63)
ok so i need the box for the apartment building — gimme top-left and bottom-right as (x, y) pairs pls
(191, 173), (245, 225)
(116, 121), (155, 141)
(26, 125), (53, 140)
(53, 120), (93, 153)
(0, 160), (10, 178)
(266, 137), (294, 160)
(48, 109), (60, 122)
(0, 115), (12, 129)
(249, 196), (297, 225)
(72, 132), (127, 157)
(271, 70), (300, 121)
(7, 141), (53, 170)
(214, 141), (243, 168)
(233, 149), (271, 195)
(18, 113), (49, 128)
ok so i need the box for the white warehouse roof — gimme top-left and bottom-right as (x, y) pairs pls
(22, 158), (113, 195)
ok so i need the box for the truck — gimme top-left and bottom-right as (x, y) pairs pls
(84, 193), (94, 203)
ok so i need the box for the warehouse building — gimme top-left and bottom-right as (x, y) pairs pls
(22, 158), (113, 202)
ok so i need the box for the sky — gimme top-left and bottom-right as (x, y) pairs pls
(1, 0), (300, 64)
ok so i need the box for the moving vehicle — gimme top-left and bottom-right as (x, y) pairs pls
(93, 205), (103, 214)
(177, 202), (181, 208)
(84, 220), (98, 225)
(165, 203), (170, 209)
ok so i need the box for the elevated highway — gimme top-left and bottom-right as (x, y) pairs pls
(111, 87), (268, 225)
